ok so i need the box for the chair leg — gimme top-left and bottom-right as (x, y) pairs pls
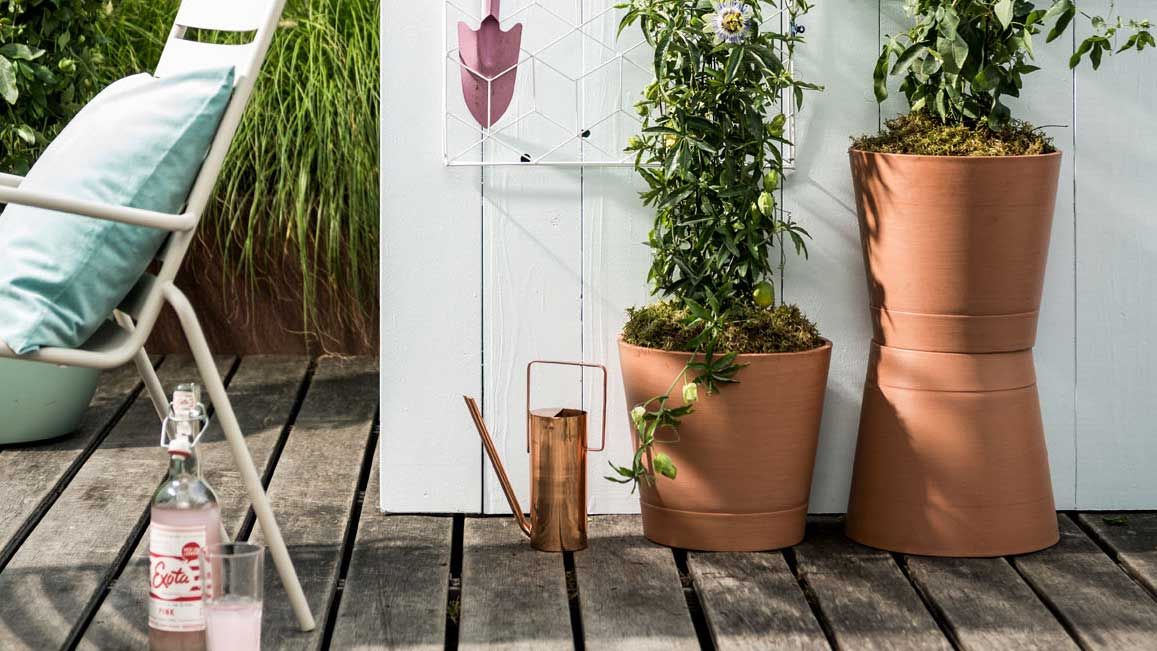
(163, 285), (317, 632)
(114, 312), (168, 420)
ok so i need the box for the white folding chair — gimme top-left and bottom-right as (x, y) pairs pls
(0, 0), (315, 632)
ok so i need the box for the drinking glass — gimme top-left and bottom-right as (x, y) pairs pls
(200, 542), (264, 651)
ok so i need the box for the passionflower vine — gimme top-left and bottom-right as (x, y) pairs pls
(708, 1), (754, 44)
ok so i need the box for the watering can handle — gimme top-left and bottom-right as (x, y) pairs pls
(526, 361), (609, 452)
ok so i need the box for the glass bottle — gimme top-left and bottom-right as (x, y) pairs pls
(149, 384), (221, 651)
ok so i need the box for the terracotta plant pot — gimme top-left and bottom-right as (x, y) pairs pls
(851, 150), (1061, 353)
(618, 339), (832, 551)
(846, 149), (1062, 556)
(846, 344), (1057, 556)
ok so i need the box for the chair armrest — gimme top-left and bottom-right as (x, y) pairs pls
(0, 172), (24, 188)
(0, 185), (196, 231)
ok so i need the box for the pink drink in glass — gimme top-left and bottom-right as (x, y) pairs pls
(205, 597), (263, 651)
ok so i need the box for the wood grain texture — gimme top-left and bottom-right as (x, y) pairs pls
(78, 356), (310, 650)
(331, 440), (451, 651)
(1077, 512), (1157, 597)
(574, 516), (698, 651)
(793, 518), (950, 651)
(905, 556), (1077, 650)
(0, 356), (233, 651)
(0, 360), (144, 562)
(249, 356), (378, 651)
(1074, 0), (1157, 509)
(459, 518), (571, 651)
(1013, 516), (1157, 650)
(380, 0), (483, 512)
(688, 552), (827, 651)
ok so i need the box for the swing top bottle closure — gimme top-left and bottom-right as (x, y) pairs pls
(149, 383), (222, 650)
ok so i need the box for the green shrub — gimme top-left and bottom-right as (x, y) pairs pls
(99, 0), (380, 323)
(873, 1), (1153, 130)
(609, 1), (822, 490)
(0, 0), (109, 174)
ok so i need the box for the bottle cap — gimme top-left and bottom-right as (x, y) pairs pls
(166, 435), (192, 458)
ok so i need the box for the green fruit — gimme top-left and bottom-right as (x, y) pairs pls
(753, 281), (775, 307)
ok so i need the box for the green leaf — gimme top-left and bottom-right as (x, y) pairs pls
(0, 44), (43, 61)
(15, 125), (36, 144)
(873, 50), (890, 103)
(890, 43), (927, 76)
(0, 56), (18, 105)
(652, 453), (677, 479)
(994, 0), (1015, 30)
(1047, 4), (1076, 43)
(724, 46), (744, 83)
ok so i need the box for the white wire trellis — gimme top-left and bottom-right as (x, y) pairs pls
(443, 0), (800, 168)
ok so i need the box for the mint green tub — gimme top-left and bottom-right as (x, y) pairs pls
(0, 358), (100, 445)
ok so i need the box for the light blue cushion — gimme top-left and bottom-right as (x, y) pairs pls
(0, 66), (234, 354)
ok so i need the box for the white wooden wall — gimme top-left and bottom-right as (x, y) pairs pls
(382, 0), (1157, 514)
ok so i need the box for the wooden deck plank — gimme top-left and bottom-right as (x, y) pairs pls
(793, 518), (950, 651)
(0, 356), (233, 651)
(688, 552), (828, 651)
(0, 360), (147, 563)
(1077, 512), (1157, 597)
(905, 556), (1078, 650)
(575, 516), (699, 651)
(248, 356), (378, 651)
(330, 440), (451, 651)
(459, 518), (571, 651)
(1012, 516), (1157, 650)
(78, 356), (311, 650)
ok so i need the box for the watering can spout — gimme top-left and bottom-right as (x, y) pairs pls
(463, 396), (533, 538)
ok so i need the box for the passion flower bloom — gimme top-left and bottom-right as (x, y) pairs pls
(708, 1), (754, 44)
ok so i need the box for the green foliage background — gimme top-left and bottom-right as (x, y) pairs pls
(0, 0), (107, 174)
(875, 0), (1153, 128)
(100, 0), (381, 324)
(2, 0), (380, 332)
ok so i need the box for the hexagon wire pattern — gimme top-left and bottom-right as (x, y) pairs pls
(443, 0), (799, 168)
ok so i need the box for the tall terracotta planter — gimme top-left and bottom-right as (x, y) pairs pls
(846, 150), (1062, 556)
(619, 339), (832, 551)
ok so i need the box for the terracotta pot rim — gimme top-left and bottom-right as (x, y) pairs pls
(618, 337), (833, 360)
(848, 147), (1062, 162)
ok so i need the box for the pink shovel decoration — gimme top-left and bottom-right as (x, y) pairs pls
(458, 0), (523, 128)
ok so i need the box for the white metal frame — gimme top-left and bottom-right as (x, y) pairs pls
(0, 0), (315, 632)
(442, 0), (798, 168)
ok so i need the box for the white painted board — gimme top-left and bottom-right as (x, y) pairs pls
(383, 0), (1157, 513)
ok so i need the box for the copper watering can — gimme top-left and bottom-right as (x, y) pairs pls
(463, 361), (607, 552)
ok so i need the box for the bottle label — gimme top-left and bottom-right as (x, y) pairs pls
(149, 522), (207, 631)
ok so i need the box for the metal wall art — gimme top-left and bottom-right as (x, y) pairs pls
(443, 0), (799, 168)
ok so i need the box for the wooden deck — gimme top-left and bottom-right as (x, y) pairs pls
(2, 356), (1157, 649)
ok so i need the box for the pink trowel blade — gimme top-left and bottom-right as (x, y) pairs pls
(458, 0), (523, 128)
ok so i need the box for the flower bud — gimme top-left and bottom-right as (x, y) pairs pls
(682, 382), (699, 404)
(758, 191), (775, 217)
(763, 169), (780, 191)
(630, 405), (647, 430)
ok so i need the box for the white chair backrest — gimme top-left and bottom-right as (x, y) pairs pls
(156, 0), (285, 226)
(123, 0), (286, 346)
